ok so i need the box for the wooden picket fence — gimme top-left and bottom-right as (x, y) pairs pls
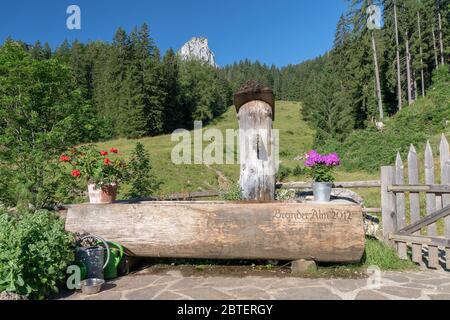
(381, 134), (450, 269)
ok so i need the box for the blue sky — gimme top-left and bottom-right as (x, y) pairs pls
(0, 0), (349, 67)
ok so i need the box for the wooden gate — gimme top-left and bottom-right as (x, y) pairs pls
(381, 134), (450, 269)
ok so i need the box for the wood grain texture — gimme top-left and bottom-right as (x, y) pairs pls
(391, 233), (450, 247)
(397, 241), (408, 260)
(438, 135), (449, 215)
(65, 201), (365, 263)
(238, 100), (276, 201)
(424, 142), (439, 268)
(447, 248), (450, 271)
(444, 162), (450, 239)
(381, 166), (397, 242)
(441, 135), (450, 240)
(395, 153), (406, 230)
(425, 142), (437, 236)
(408, 145), (421, 227)
(395, 154), (407, 259)
(408, 145), (422, 263)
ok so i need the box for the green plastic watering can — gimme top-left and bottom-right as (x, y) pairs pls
(103, 242), (124, 280)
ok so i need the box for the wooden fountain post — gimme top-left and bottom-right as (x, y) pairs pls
(234, 81), (276, 201)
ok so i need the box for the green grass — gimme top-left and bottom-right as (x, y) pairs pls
(96, 101), (316, 197)
(362, 237), (416, 270)
(314, 237), (417, 276)
(96, 101), (383, 206)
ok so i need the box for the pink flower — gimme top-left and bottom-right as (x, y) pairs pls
(304, 150), (340, 168)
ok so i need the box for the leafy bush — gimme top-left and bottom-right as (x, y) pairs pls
(292, 165), (307, 176)
(219, 182), (243, 201)
(275, 189), (296, 201)
(0, 42), (100, 209)
(0, 153), (85, 210)
(276, 165), (292, 182)
(0, 210), (74, 299)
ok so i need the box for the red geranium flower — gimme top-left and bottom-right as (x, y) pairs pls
(59, 155), (71, 162)
(110, 148), (118, 154)
(100, 150), (108, 156)
(103, 158), (112, 166)
(71, 170), (81, 178)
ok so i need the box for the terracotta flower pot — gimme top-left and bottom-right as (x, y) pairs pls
(88, 183), (118, 204)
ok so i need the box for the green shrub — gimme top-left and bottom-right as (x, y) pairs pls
(0, 210), (74, 299)
(219, 182), (243, 201)
(275, 189), (296, 201)
(292, 165), (307, 176)
(276, 165), (292, 182)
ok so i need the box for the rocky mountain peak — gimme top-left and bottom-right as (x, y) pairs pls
(179, 37), (218, 67)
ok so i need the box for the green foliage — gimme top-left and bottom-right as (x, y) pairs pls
(0, 209), (74, 299)
(307, 164), (336, 183)
(275, 189), (297, 201)
(126, 142), (160, 198)
(179, 60), (232, 127)
(362, 237), (416, 270)
(219, 182), (243, 201)
(428, 65), (450, 105)
(319, 66), (450, 172)
(292, 165), (307, 176)
(0, 42), (99, 209)
(276, 165), (292, 182)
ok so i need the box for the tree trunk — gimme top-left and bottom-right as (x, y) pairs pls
(394, 1), (403, 109)
(405, 31), (413, 105)
(438, 11), (445, 65)
(417, 12), (425, 98)
(371, 31), (384, 119)
(65, 201), (366, 263)
(432, 24), (439, 68)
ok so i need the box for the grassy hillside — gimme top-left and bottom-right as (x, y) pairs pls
(96, 101), (380, 205)
(96, 101), (309, 195)
(319, 66), (450, 173)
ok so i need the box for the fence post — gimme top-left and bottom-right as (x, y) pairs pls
(395, 153), (407, 259)
(381, 166), (397, 245)
(425, 141), (439, 268)
(445, 161), (450, 270)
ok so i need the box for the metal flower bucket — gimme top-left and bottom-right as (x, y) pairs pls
(313, 182), (333, 202)
(75, 235), (110, 280)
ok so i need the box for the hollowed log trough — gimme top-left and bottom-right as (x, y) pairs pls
(65, 201), (365, 263)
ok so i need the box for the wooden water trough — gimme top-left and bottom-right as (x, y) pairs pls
(65, 82), (365, 265)
(65, 201), (365, 263)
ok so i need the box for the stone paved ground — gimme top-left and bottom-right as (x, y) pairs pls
(59, 269), (450, 300)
